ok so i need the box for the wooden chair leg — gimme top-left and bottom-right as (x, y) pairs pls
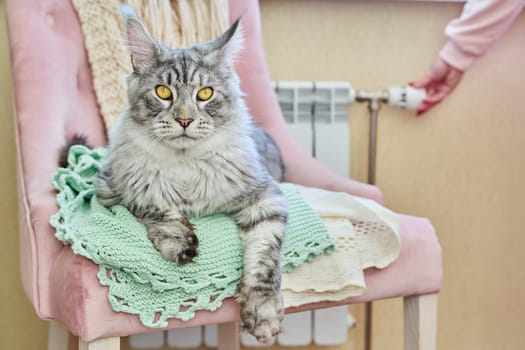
(78, 337), (120, 350)
(217, 321), (240, 350)
(48, 321), (78, 350)
(404, 293), (438, 350)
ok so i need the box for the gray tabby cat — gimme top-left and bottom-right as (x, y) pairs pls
(93, 11), (287, 344)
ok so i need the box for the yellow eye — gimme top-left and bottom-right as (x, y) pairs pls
(197, 87), (213, 101)
(155, 85), (172, 100)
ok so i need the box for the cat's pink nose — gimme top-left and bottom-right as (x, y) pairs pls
(176, 118), (193, 129)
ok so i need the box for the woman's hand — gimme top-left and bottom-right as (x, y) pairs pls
(410, 57), (464, 116)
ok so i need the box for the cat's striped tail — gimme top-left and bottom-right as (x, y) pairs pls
(58, 134), (91, 168)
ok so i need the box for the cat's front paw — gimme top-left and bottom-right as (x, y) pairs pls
(147, 220), (199, 264)
(239, 289), (284, 345)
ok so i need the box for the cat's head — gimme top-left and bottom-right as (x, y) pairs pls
(124, 13), (245, 150)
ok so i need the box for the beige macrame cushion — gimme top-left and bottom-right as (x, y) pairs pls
(71, 0), (401, 307)
(72, 0), (228, 131)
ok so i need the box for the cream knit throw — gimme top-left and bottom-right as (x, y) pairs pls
(283, 186), (400, 306)
(71, 0), (401, 307)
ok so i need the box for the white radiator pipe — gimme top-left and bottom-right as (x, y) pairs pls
(353, 85), (426, 185)
(353, 84), (426, 349)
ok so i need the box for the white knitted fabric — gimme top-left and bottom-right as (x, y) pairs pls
(71, 1), (401, 307)
(282, 186), (400, 306)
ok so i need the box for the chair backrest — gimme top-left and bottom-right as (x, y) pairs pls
(7, 0), (106, 318)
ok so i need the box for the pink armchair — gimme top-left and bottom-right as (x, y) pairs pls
(6, 0), (442, 349)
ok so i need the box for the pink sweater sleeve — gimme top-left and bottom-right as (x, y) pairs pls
(439, 0), (525, 71)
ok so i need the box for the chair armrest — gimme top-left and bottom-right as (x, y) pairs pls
(6, 0), (106, 318)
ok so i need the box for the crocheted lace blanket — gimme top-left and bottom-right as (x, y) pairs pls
(50, 146), (334, 328)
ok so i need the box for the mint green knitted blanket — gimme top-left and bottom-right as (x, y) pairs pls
(50, 146), (334, 328)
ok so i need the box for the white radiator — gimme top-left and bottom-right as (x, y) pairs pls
(272, 81), (352, 347)
(129, 81), (355, 349)
(274, 81), (351, 177)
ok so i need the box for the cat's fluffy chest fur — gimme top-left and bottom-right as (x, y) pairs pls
(106, 115), (265, 217)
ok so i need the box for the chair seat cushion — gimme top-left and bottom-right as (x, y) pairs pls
(49, 213), (441, 342)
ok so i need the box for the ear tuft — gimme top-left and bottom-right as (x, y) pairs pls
(202, 16), (244, 66)
(122, 5), (160, 74)
(220, 17), (244, 62)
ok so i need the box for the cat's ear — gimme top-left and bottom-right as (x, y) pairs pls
(122, 5), (160, 74)
(201, 17), (244, 66)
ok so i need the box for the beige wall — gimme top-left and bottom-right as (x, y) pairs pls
(261, 1), (525, 350)
(2, 1), (525, 350)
